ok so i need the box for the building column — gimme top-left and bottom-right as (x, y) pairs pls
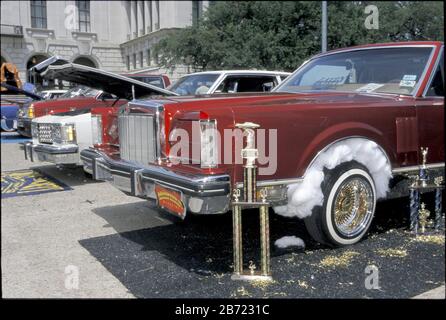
(137, 1), (144, 36)
(154, 1), (159, 30)
(144, 1), (151, 33)
(130, 1), (137, 39)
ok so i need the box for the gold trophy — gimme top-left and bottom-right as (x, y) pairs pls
(418, 202), (430, 234)
(231, 122), (272, 281)
(419, 147), (429, 187)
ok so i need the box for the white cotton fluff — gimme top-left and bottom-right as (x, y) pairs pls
(273, 138), (392, 219)
(274, 236), (305, 249)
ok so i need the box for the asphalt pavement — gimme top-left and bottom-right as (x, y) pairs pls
(1, 132), (445, 298)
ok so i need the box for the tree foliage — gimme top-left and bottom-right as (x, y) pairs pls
(155, 1), (444, 72)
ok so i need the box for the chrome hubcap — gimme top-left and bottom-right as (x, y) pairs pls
(333, 177), (374, 237)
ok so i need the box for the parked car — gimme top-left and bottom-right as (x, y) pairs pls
(120, 73), (171, 89)
(16, 67), (171, 137)
(38, 89), (68, 100)
(17, 85), (104, 137)
(1, 83), (43, 131)
(168, 70), (290, 95)
(23, 61), (176, 166)
(81, 41), (444, 247)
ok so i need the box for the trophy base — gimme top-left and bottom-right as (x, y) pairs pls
(231, 272), (273, 282)
(418, 229), (444, 236)
(405, 229), (444, 236)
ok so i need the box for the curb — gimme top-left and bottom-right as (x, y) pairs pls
(412, 285), (445, 299)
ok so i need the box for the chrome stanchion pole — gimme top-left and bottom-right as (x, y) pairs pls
(232, 189), (243, 276)
(259, 189), (271, 277)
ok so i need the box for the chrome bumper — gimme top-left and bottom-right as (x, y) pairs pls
(24, 142), (80, 165)
(80, 148), (231, 215)
(17, 118), (32, 137)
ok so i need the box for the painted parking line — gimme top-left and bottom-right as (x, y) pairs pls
(1, 169), (72, 198)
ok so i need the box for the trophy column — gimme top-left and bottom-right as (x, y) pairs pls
(231, 122), (273, 282)
(407, 147), (444, 235)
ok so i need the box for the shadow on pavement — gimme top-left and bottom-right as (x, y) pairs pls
(80, 196), (444, 298)
(30, 164), (103, 188)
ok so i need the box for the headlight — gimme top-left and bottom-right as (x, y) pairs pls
(91, 115), (103, 145)
(17, 107), (25, 118)
(108, 117), (118, 141)
(27, 104), (34, 118)
(157, 109), (167, 159)
(200, 119), (218, 168)
(53, 124), (76, 144)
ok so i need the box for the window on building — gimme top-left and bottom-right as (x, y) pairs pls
(133, 53), (136, 69)
(140, 52), (143, 68)
(153, 52), (158, 65)
(192, 1), (203, 26)
(140, 2), (145, 35)
(134, 2), (138, 37)
(30, 1), (47, 29)
(76, 1), (91, 32)
(126, 56), (130, 71)
(155, 1), (160, 29)
(148, 1), (153, 32)
(146, 49), (152, 66)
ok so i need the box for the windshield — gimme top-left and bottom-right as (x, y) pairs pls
(130, 76), (164, 88)
(168, 74), (220, 95)
(59, 86), (99, 98)
(275, 47), (433, 96)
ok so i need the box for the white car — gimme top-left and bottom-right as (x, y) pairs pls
(168, 70), (291, 95)
(26, 110), (92, 165)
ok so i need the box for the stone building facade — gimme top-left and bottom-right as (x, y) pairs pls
(0, 1), (209, 88)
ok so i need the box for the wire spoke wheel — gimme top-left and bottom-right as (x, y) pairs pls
(333, 177), (374, 238)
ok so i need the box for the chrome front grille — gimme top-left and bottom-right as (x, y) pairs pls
(119, 113), (157, 165)
(37, 123), (53, 144)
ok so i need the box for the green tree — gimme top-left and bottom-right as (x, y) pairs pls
(155, 1), (443, 72)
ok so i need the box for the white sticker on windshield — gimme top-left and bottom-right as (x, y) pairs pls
(356, 83), (384, 93)
(402, 75), (417, 81)
(399, 80), (416, 87)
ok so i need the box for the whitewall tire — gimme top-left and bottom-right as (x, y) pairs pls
(304, 161), (376, 247)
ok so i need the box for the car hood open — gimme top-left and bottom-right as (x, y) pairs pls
(34, 56), (178, 100)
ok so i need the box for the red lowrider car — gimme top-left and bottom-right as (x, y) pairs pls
(81, 41), (444, 247)
(17, 66), (171, 137)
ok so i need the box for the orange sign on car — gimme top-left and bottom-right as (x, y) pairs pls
(155, 184), (186, 219)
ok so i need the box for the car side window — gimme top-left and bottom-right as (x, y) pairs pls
(217, 76), (278, 93)
(99, 92), (117, 100)
(426, 52), (444, 97)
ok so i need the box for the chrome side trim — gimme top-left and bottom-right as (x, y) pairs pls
(134, 168), (144, 197)
(96, 162), (131, 176)
(235, 178), (303, 189)
(392, 162), (445, 174)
